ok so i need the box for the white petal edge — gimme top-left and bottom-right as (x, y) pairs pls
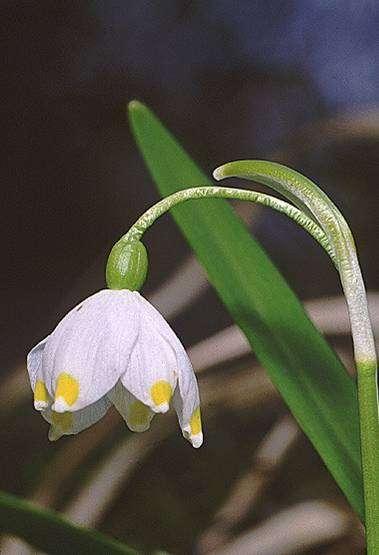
(27, 336), (49, 390)
(172, 349), (203, 448)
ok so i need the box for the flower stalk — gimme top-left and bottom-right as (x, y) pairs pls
(108, 160), (378, 552)
(213, 161), (379, 553)
(110, 185), (335, 262)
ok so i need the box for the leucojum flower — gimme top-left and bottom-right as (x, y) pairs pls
(27, 287), (202, 448)
(28, 120), (379, 554)
(26, 138), (379, 548)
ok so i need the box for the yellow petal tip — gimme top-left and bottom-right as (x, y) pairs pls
(150, 380), (172, 410)
(55, 373), (79, 406)
(34, 380), (49, 410)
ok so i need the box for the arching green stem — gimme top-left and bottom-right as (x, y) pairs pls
(116, 185), (336, 263)
(214, 160), (378, 554)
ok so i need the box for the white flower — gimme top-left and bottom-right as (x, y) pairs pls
(27, 290), (203, 447)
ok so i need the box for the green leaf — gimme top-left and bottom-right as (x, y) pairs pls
(128, 100), (363, 518)
(0, 490), (138, 554)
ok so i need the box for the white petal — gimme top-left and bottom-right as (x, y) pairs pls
(107, 382), (154, 432)
(41, 290), (140, 411)
(42, 395), (111, 441)
(27, 336), (52, 410)
(135, 293), (186, 348)
(136, 293), (203, 447)
(120, 319), (177, 413)
(27, 336), (49, 390)
(172, 348), (203, 448)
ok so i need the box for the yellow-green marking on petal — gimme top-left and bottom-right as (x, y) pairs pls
(51, 411), (73, 431)
(127, 400), (152, 432)
(49, 411), (73, 441)
(54, 372), (79, 411)
(150, 380), (172, 412)
(34, 380), (49, 410)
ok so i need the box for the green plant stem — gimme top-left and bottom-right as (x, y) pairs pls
(339, 247), (379, 553)
(121, 185), (336, 263)
(357, 364), (379, 551)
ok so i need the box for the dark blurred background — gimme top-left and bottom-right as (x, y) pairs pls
(1, 2), (379, 554)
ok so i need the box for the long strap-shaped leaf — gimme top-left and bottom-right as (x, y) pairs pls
(128, 101), (363, 518)
(0, 491), (138, 554)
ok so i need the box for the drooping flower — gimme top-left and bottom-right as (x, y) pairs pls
(27, 289), (202, 447)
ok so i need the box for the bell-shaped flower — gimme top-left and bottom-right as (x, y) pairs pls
(27, 289), (203, 447)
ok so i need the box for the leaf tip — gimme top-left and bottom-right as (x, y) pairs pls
(213, 165), (227, 181)
(128, 99), (144, 113)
